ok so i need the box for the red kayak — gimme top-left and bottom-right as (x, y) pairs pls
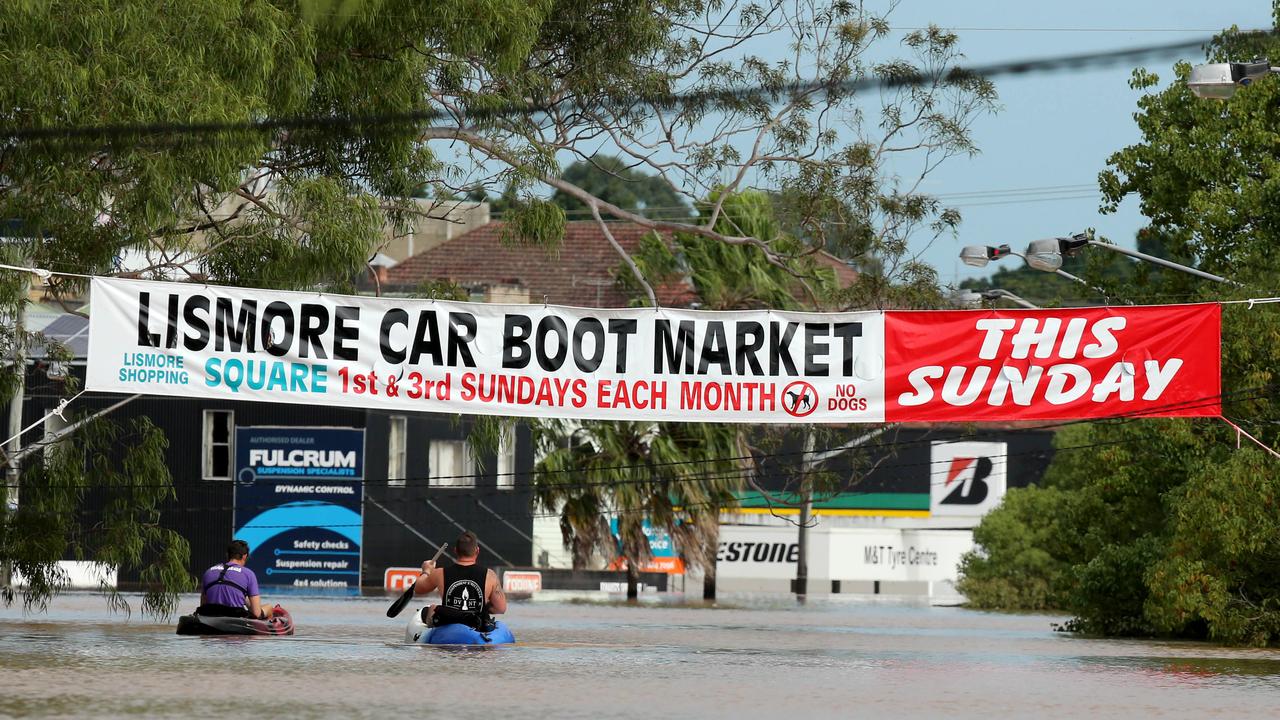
(176, 606), (294, 636)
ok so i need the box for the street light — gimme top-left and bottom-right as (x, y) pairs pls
(952, 288), (1040, 310)
(959, 243), (1013, 268)
(1187, 60), (1274, 100)
(1023, 232), (1239, 285)
(960, 243), (1096, 288)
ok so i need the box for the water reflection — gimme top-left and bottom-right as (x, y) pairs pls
(3, 593), (1280, 719)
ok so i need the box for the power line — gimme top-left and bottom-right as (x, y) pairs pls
(14, 412), (1260, 526)
(292, 8), (1249, 34)
(7, 383), (1271, 495)
(0, 34), (1241, 146)
(948, 193), (1102, 209)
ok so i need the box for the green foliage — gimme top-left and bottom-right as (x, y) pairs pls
(1, 414), (189, 618)
(498, 197), (567, 250)
(629, 189), (838, 310)
(957, 487), (1087, 610)
(532, 420), (743, 580)
(1, 1), (1001, 614)
(1064, 536), (1164, 636)
(1144, 450), (1280, 645)
(551, 156), (693, 221)
(960, 10), (1280, 644)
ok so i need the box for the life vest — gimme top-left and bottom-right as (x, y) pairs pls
(203, 563), (251, 608)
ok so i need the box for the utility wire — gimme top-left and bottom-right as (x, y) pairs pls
(0, 34), (1244, 145)
(6, 383), (1271, 494)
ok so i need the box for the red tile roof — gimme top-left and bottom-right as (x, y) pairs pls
(385, 221), (691, 307)
(385, 220), (858, 308)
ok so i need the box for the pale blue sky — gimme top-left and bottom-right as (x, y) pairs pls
(876, 1), (1274, 287)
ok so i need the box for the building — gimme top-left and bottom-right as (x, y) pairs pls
(10, 313), (536, 592)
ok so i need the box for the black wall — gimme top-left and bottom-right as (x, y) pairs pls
(13, 366), (535, 587)
(748, 424), (1056, 495)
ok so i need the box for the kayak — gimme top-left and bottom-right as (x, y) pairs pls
(176, 606), (294, 636)
(404, 607), (514, 645)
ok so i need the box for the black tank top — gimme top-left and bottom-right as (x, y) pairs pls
(441, 562), (488, 616)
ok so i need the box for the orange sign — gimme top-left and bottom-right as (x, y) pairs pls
(608, 557), (686, 575)
(502, 571), (543, 593)
(384, 567), (419, 591)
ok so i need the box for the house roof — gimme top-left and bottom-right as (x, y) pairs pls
(385, 220), (858, 309)
(385, 221), (693, 308)
(34, 313), (89, 359)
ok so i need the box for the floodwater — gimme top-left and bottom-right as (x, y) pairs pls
(3, 593), (1280, 719)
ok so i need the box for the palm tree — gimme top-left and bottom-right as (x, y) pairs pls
(629, 190), (836, 599)
(533, 420), (743, 600)
(533, 190), (839, 601)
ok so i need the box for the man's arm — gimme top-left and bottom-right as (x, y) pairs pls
(413, 563), (443, 596)
(486, 570), (507, 615)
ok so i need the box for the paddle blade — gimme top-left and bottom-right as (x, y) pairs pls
(386, 583), (415, 618)
(388, 544), (446, 618)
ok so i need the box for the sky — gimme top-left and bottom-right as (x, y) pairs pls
(868, 1), (1274, 288)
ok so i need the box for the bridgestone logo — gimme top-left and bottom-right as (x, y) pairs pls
(716, 541), (800, 563)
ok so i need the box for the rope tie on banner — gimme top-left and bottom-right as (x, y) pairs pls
(0, 263), (54, 280)
(0, 390), (85, 450)
(1219, 415), (1280, 460)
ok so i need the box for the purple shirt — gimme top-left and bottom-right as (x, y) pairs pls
(200, 562), (260, 608)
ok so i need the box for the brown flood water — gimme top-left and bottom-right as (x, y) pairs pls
(3, 592), (1280, 719)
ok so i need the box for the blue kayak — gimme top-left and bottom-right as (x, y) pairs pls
(404, 608), (515, 645)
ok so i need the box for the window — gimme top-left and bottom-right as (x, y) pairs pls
(496, 423), (516, 490)
(388, 416), (407, 487)
(429, 440), (474, 487)
(202, 410), (233, 480)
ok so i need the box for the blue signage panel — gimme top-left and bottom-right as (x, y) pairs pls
(609, 517), (677, 558)
(233, 427), (365, 590)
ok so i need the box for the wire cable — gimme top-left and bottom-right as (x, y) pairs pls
(0, 34), (1245, 146)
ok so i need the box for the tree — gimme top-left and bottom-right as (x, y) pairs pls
(550, 156), (693, 221)
(960, 10), (1280, 644)
(0, 0), (525, 614)
(533, 420), (743, 599)
(2, 0), (995, 613)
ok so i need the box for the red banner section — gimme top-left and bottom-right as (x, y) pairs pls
(884, 304), (1220, 422)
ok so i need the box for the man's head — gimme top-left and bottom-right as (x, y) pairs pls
(227, 539), (250, 561)
(455, 531), (479, 559)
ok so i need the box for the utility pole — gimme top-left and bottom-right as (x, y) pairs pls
(2, 270), (26, 589)
(4, 273), (26, 510)
(794, 429), (815, 604)
(792, 425), (894, 604)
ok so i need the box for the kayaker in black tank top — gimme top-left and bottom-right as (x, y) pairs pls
(411, 531), (508, 629)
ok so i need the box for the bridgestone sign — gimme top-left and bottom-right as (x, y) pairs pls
(87, 277), (1222, 423)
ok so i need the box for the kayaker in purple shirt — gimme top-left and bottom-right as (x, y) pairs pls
(198, 540), (274, 620)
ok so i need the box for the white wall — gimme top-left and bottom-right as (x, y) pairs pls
(12, 561), (117, 590)
(715, 523), (973, 598)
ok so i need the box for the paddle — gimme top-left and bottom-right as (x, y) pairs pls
(387, 544), (447, 618)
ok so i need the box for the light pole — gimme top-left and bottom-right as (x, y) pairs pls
(1187, 60), (1275, 100)
(1023, 232), (1240, 286)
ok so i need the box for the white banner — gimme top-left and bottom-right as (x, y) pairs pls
(87, 277), (886, 423)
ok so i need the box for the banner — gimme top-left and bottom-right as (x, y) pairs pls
(884, 305), (1221, 421)
(233, 427), (365, 590)
(86, 277), (1220, 423)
